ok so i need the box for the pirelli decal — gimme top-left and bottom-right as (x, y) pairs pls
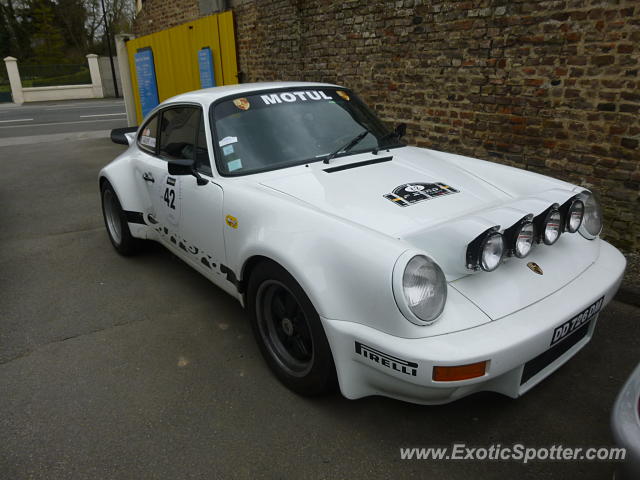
(355, 341), (418, 376)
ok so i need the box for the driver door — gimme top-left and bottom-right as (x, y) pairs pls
(153, 105), (226, 280)
(134, 111), (177, 237)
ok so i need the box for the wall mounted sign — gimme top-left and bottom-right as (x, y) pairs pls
(134, 47), (160, 117)
(198, 47), (216, 89)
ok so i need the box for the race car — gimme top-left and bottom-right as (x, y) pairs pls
(101, 82), (626, 404)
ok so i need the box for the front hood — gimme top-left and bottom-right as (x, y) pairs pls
(259, 144), (584, 273)
(258, 146), (595, 322)
(260, 146), (514, 236)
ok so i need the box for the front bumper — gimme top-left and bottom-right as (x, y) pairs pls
(322, 240), (626, 405)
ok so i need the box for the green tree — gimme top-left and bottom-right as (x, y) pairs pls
(54, 0), (88, 62)
(0, 0), (34, 59)
(30, 0), (65, 63)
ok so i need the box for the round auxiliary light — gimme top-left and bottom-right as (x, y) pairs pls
(543, 209), (562, 245)
(480, 232), (505, 272)
(580, 192), (603, 239)
(514, 221), (535, 258)
(566, 199), (584, 233)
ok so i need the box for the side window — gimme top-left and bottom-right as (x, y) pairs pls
(195, 114), (211, 175)
(137, 114), (158, 154)
(158, 107), (200, 160)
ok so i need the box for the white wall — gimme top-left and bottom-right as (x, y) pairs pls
(98, 56), (121, 98)
(3, 54), (104, 104)
(22, 85), (96, 102)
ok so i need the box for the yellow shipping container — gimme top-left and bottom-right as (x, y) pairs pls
(126, 11), (238, 124)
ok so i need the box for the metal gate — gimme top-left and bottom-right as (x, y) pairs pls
(0, 66), (11, 103)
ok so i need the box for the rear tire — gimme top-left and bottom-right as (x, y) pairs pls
(247, 261), (337, 396)
(100, 181), (142, 256)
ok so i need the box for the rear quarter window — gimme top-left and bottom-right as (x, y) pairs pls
(137, 115), (159, 154)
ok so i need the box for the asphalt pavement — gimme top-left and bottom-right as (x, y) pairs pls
(0, 101), (639, 479)
(0, 99), (127, 139)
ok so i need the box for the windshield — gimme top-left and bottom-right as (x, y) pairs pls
(211, 88), (402, 176)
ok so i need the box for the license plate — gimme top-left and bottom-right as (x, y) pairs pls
(550, 296), (604, 346)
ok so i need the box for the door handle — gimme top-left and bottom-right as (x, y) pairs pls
(142, 172), (155, 183)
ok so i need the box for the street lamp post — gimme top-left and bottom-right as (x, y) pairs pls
(100, 0), (120, 98)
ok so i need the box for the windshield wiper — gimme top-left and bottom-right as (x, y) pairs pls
(323, 130), (369, 164)
(373, 123), (407, 154)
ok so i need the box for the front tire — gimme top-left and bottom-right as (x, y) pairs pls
(100, 181), (142, 256)
(247, 261), (337, 396)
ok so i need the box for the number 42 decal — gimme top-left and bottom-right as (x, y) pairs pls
(164, 187), (176, 209)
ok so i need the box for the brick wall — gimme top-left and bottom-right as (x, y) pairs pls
(134, 0), (640, 252)
(134, 0), (200, 36)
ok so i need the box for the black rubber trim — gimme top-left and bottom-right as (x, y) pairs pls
(323, 156), (392, 173)
(520, 321), (591, 385)
(124, 210), (146, 225)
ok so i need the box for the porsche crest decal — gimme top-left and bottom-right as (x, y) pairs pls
(233, 98), (250, 110)
(384, 182), (459, 207)
(527, 262), (543, 275)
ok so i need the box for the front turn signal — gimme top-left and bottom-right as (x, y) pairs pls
(432, 361), (488, 382)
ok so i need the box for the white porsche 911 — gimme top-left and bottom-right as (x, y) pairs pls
(101, 82), (625, 404)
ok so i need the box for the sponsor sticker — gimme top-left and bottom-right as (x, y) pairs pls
(225, 214), (238, 229)
(219, 136), (238, 147)
(355, 341), (418, 376)
(227, 159), (242, 171)
(384, 182), (459, 207)
(260, 90), (333, 105)
(140, 136), (156, 147)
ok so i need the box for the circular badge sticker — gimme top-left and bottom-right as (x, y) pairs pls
(233, 98), (250, 110)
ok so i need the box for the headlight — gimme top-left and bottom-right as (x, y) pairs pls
(394, 254), (447, 325)
(466, 228), (505, 272)
(513, 221), (534, 258)
(579, 191), (603, 239)
(566, 199), (584, 233)
(480, 231), (505, 271)
(542, 208), (561, 245)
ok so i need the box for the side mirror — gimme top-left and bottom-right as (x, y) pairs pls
(167, 158), (208, 186)
(395, 123), (407, 139)
(110, 126), (137, 145)
(168, 158), (195, 176)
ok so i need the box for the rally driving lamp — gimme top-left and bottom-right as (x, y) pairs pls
(566, 199), (584, 233)
(542, 208), (562, 245)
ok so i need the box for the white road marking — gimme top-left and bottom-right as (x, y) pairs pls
(0, 118), (34, 123)
(0, 118), (126, 129)
(79, 112), (126, 118)
(43, 103), (125, 111)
